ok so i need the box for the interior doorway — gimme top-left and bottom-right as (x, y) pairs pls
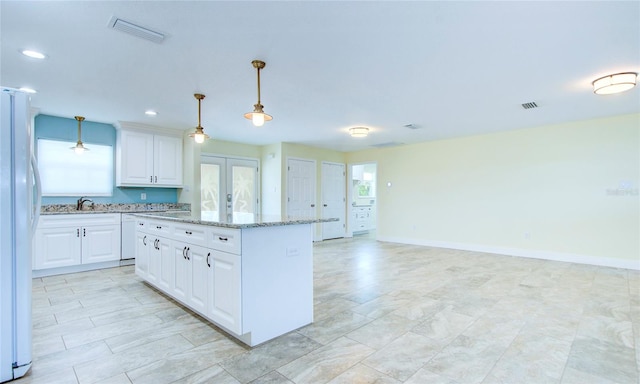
(350, 163), (377, 236)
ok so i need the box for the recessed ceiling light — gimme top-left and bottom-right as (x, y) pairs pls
(21, 50), (46, 59)
(145, 110), (157, 116)
(19, 87), (37, 94)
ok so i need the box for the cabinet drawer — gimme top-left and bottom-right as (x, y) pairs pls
(147, 220), (173, 236)
(209, 227), (241, 255)
(173, 223), (207, 247)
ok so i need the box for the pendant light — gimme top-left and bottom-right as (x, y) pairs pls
(70, 116), (89, 154)
(244, 60), (272, 127)
(189, 93), (209, 143)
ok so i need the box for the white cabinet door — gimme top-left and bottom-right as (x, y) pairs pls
(157, 237), (173, 291)
(34, 227), (81, 269)
(118, 130), (154, 186)
(135, 231), (150, 278)
(172, 242), (189, 302)
(147, 238), (161, 285)
(81, 224), (121, 264)
(188, 245), (209, 315)
(154, 135), (183, 186)
(172, 243), (208, 315)
(207, 250), (241, 334)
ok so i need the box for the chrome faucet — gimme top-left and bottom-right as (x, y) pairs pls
(76, 196), (94, 210)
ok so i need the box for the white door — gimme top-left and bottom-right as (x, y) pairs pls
(321, 162), (346, 240)
(287, 158), (316, 219)
(201, 156), (259, 222)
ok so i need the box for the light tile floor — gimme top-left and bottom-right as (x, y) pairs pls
(19, 235), (640, 384)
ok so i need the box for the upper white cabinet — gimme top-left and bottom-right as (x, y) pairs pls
(116, 126), (183, 187)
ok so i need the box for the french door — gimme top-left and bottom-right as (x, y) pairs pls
(201, 156), (259, 222)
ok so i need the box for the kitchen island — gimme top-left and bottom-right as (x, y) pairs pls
(132, 211), (335, 347)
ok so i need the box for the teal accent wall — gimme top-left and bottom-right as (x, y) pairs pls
(35, 114), (178, 204)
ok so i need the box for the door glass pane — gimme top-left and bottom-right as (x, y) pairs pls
(201, 164), (220, 221)
(232, 165), (256, 221)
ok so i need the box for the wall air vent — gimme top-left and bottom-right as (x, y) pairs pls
(108, 16), (165, 44)
(371, 142), (404, 148)
(521, 101), (538, 110)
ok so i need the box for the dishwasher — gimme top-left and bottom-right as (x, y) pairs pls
(121, 214), (137, 263)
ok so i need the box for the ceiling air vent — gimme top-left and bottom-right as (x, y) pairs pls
(521, 101), (538, 110)
(404, 124), (420, 130)
(108, 16), (165, 44)
(371, 142), (404, 148)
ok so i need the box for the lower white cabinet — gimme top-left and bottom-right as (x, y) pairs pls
(135, 217), (313, 346)
(174, 243), (209, 315)
(207, 250), (241, 334)
(34, 214), (121, 271)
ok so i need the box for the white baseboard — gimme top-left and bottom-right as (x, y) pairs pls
(32, 260), (122, 278)
(377, 236), (640, 271)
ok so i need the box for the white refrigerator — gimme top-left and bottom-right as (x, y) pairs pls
(0, 88), (41, 382)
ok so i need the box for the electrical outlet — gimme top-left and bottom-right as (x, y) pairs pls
(141, 193), (147, 200)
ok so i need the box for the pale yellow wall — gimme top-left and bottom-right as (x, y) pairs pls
(200, 138), (262, 158)
(261, 143), (282, 215)
(347, 114), (640, 268)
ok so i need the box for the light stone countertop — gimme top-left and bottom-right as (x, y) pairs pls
(132, 211), (338, 229)
(41, 203), (190, 215)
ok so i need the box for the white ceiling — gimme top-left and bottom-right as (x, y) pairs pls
(2, 1), (639, 152)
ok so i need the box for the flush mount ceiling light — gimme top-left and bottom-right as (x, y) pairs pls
(18, 87), (37, 94)
(70, 116), (89, 154)
(189, 93), (209, 144)
(592, 72), (637, 95)
(349, 127), (369, 138)
(21, 50), (46, 59)
(244, 60), (272, 127)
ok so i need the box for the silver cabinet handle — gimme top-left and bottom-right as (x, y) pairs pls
(323, 204), (328, 207)
(310, 204), (315, 207)
(156, 226), (162, 230)
(182, 246), (187, 259)
(77, 228), (80, 237)
(218, 236), (228, 242)
(83, 228), (86, 237)
(155, 176), (157, 183)
(186, 247), (190, 260)
(143, 235), (147, 246)
(185, 231), (192, 235)
(150, 176), (153, 183)
(206, 252), (210, 267)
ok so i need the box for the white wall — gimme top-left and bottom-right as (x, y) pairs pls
(347, 114), (640, 269)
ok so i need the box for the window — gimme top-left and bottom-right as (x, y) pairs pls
(37, 139), (113, 196)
